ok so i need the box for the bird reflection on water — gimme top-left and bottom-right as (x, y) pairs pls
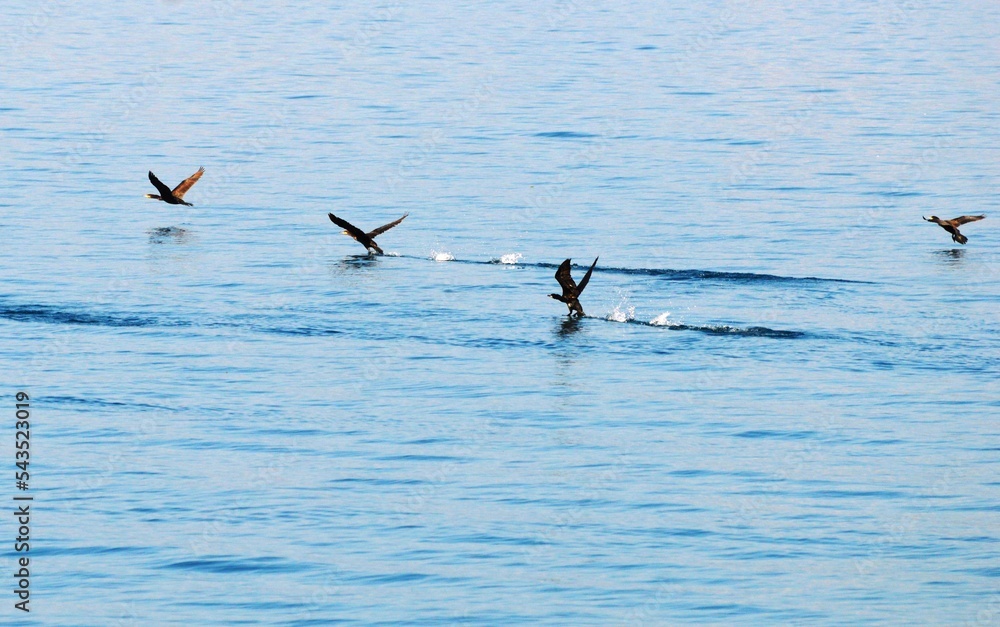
(934, 248), (965, 266)
(332, 254), (382, 273)
(556, 315), (584, 337)
(147, 227), (191, 244)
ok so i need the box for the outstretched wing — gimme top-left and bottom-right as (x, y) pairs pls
(366, 213), (408, 238)
(328, 213), (374, 247)
(576, 256), (599, 294)
(554, 259), (578, 298)
(148, 171), (174, 198)
(172, 167), (205, 199)
(951, 215), (985, 226)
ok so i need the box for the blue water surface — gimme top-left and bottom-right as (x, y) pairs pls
(1, 2), (999, 624)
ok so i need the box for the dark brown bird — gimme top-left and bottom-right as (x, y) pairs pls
(549, 257), (598, 317)
(145, 167), (204, 206)
(923, 214), (985, 245)
(328, 212), (408, 255)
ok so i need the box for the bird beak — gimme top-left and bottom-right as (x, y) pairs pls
(922, 216), (930, 221)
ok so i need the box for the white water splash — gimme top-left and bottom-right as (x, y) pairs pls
(431, 250), (454, 262)
(607, 290), (636, 322)
(499, 252), (523, 265)
(607, 304), (635, 323)
(649, 312), (675, 326)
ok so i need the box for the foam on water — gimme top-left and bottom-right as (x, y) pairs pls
(430, 251), (455, 262)
(499, 252), (523, 265)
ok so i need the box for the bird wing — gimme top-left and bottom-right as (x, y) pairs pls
(366, 213), (408, 238)
(576, 257), (599, 294)
(328, 213), (373, 247)
(171, 167), (205, 199)
(951, 215), (985, 226)
(554, 259), (578, 297)
(148, 171), (174, 198)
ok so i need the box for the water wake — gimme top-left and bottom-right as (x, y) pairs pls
(662, 323), (805, 338)
(0, 297), (804, 340)
(400, 254), (860, 284)
(601, 310), (803, 338)
(538, 261), (864, 284)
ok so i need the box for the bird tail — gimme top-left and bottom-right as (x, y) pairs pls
(954, 232), (968, 245)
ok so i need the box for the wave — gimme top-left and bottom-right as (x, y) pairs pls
(0, 304), (156, 327)
(251, 324), (342, 336)
(0, 295), (351, 340)
(44, 395), (176, 411)
(533, 131), (598, 139)
(162, 556), (301, 574)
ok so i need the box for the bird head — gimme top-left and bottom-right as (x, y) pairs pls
(923, 216), (939, 223)
(145, 194), (160, 200)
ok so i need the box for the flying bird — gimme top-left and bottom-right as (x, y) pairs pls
(923, 214), (985, 245)
(328, 212), (408, 255)
(549, 257), (598, 317)
(145, 167), (205, 206)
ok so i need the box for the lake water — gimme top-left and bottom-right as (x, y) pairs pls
(2, 1), (999, 624)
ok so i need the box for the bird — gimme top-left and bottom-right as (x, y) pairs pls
(328, 212), (408, 255)
(145, 167), (205, 206)
(549, 257), (598, 317)
(923, 214), (985, 245)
